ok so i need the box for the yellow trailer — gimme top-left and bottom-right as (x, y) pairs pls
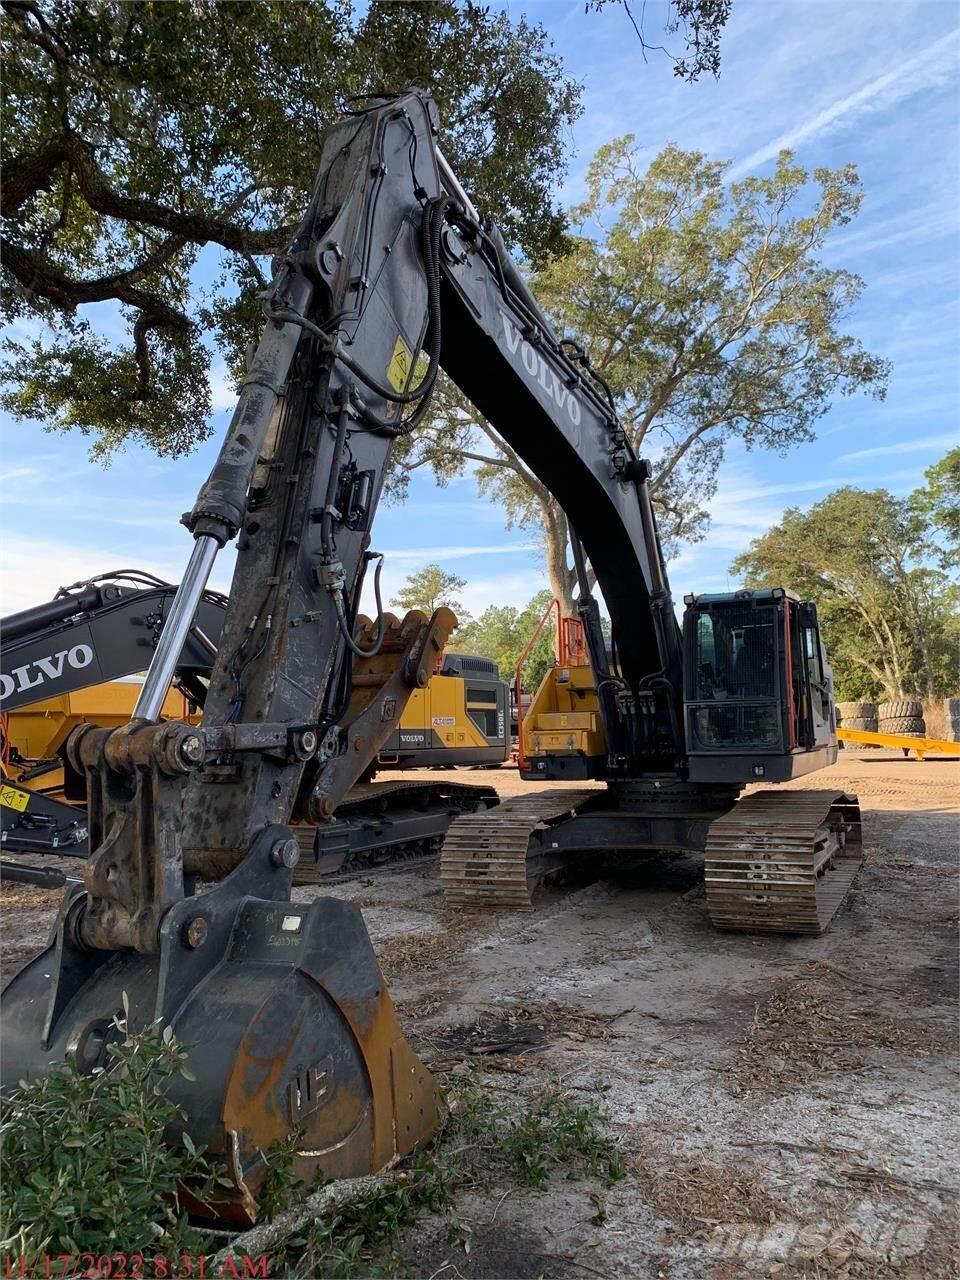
(837, 726), (960, 760)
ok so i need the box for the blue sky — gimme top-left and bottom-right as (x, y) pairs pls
(1, 0), (957, 620)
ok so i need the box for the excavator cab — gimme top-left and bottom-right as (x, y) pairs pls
(682, 589), (838, 784)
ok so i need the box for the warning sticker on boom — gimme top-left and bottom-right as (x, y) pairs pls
(386, 335), (415, 393)
(0, 784), (30, 812)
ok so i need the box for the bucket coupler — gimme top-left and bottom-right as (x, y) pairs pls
(0, 824), (439, 1223)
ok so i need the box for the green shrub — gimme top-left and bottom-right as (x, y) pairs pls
(0, 1018), (215, 1260)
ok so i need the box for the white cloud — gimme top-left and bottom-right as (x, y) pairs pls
(839, 431), (957, 462)
(0, 466), (40, 484)
(0, 533), (189, 614)
(385, 542), (539, 562)
(825, 206), (958, 262)
(361, 563), (548, 623)
(727, 27), (960, 179)
(454, 569), (549, 617)
(208, 361), (238, 414)
(718, 476), (839, 503)
(0, 522), (238, 615)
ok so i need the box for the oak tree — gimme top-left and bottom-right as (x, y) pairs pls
(910, 447), (960, 571)
(586, 0), (732, 81)
(456, 591), (556, 690)
(731, 469), (960, 701)
(390, 563), (467, 618)
(1, 0), (580, 456)
(397, 142), (890, 612)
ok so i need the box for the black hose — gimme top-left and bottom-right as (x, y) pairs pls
(262, 195), (449, 439)
(333, 554), (385, 658)
(320, 401), (350, 561)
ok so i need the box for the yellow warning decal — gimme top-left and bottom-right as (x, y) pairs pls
(386, 334), (415, 393)
(0, 784), (30, 813)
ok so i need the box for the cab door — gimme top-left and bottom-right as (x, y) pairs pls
(797, 602), (834, 748)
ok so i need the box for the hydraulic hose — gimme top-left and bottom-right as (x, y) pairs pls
(262, 195), (449, 438)
(333, 554), (386, 659)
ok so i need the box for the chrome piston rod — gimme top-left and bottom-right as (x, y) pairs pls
(133, 535), (219, 721)
(131, 271), (314, 723)
(435, 146), (480, 224)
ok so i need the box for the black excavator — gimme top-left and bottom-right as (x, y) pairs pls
(1, 91), (861, 1223)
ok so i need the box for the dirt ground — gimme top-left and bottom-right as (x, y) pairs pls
(2, 752), (957, 1278)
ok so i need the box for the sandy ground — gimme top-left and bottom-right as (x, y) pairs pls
(2, 752), (958, 1278)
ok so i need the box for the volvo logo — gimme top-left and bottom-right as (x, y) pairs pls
(0, 644), (94, 704)
(499, 311), (582, 426)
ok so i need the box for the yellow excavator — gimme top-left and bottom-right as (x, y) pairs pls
(1, 90), (861, 1222)
(374, 652), (509, 770)
(1, 575), (502, 886)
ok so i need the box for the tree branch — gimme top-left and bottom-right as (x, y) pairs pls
(1, 133), (289, 253)
(0, 232), (190, 326)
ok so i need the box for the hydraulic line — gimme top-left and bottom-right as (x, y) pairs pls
(333, 554), (385, 660)
(318, 400), (387, 659)
(262, 195), (449, 437)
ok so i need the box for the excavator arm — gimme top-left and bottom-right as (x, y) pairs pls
(0, 574), (225, 877)
(437, 185), (684, 764)
(0, 573), (224, 713)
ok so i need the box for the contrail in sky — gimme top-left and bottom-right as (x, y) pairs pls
(728, 27), (960, 179)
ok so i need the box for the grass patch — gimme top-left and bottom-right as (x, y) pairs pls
(1, 1020), (624, 1278)
(649, 1156), (781, 1234)
(731, 972), (955, 1094)
(422, 1001), (630, 1075)
(498, 1082), (627, 1190)
(267, 1075), (625, 1278)
(277, 1154), (455, 1279)
(375, 914), (484, 979)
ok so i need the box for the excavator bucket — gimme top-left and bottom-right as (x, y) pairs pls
(0, 825), (439, 1225)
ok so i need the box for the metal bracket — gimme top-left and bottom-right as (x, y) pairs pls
(66, 719), (204, 954)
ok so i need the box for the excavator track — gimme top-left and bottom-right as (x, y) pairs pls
(704, 789), (862, 935)
(440, 788), (598, 910)
(292, 779), (499, 885)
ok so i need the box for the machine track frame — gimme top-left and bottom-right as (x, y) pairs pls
(440, 789), (598, 910)
(293, 779), (499, 884)
(704, 789), (862, 935)
(439, 783), (862, 935)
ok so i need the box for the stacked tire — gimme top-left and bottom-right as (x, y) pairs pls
(878, 699), (925, 738)
(836, 701), (876, 750)
(944, 697), (960, 743)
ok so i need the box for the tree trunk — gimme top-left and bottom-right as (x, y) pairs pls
(875, 609), (909, 697)
(894, 569), (939, 698)
(543, 499), (577, 616)
(828, 577), (902, 699)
